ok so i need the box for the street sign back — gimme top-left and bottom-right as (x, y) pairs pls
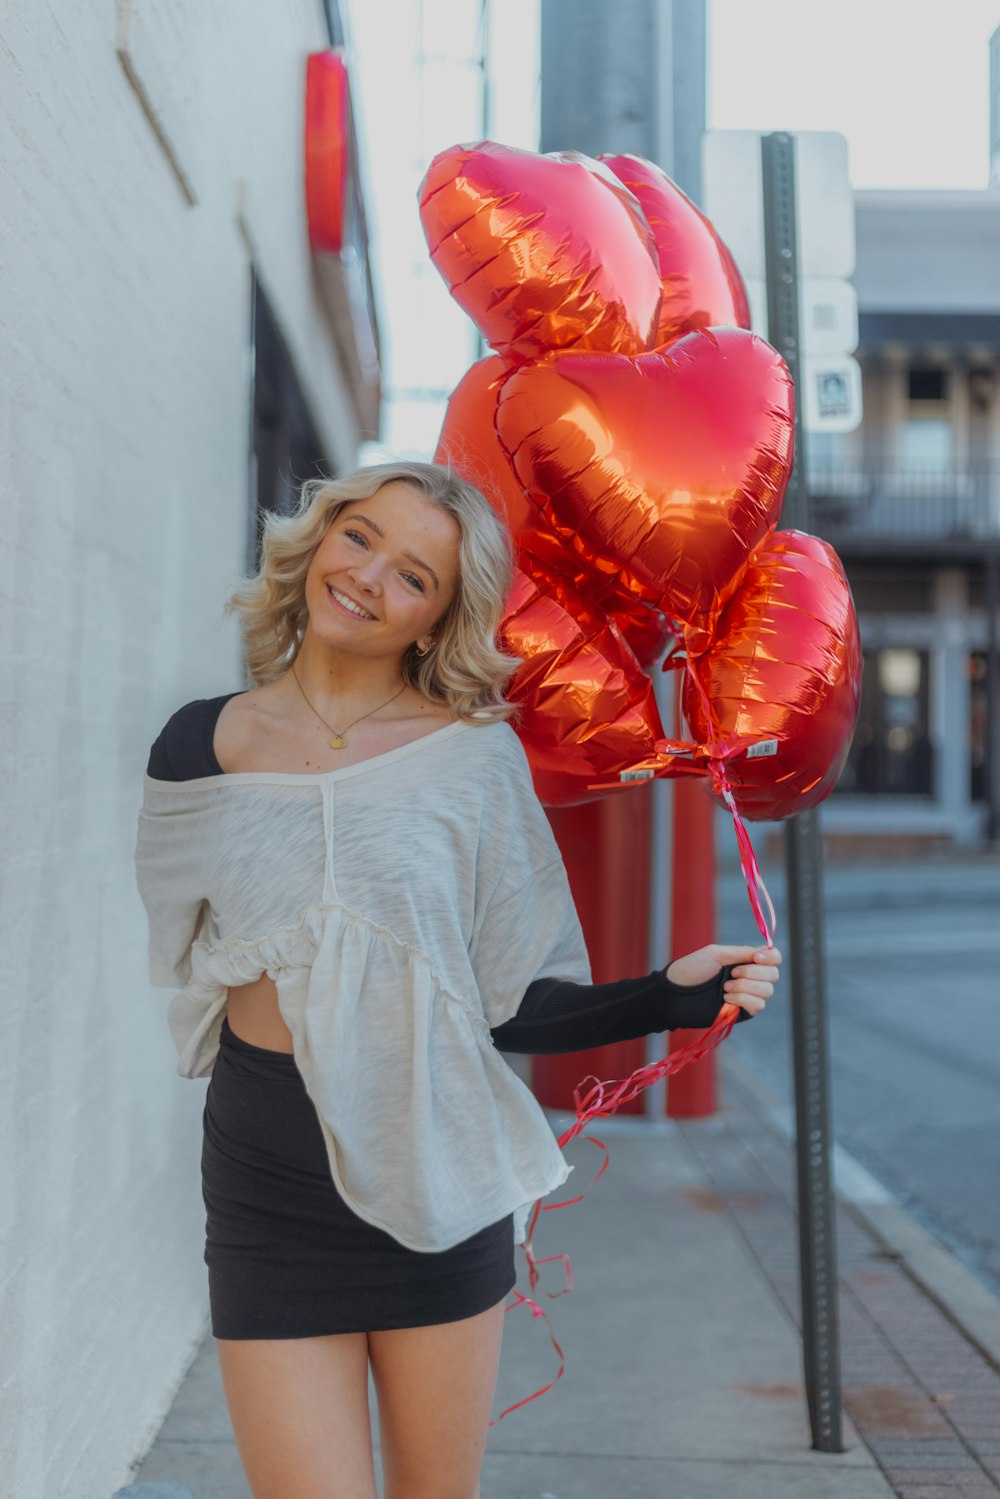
(702, 129), (855, 279)
(743, 277), (858, 354)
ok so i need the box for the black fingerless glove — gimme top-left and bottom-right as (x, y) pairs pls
(663, 962), (750, 1028)
(490, 962), (749, 1055)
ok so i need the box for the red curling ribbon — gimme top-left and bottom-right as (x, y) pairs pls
(490, 1002), (743, 1425)
(491, 1290), (568, 1419)
(675, 650), (777, 949)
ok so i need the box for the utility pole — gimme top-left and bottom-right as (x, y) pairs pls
(761, 131), (845, 1455)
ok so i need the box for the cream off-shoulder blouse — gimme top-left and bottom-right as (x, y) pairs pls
(134, 715), (592, 1252)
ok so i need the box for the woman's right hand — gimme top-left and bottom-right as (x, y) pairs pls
(665, 944), (782, 1020)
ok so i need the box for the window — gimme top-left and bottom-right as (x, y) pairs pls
(907, 366), (948, 402)
(899, 416), (952, 471)
(901, 363), (952, 475)
(834, 647), (933, 797)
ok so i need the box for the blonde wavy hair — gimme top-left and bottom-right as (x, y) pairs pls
(224, 461), (520, 724)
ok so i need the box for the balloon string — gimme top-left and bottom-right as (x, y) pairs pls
(720, 786), (776, 947)
(680, 655), (777, 949)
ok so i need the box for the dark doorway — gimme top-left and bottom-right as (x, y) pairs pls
(834, 647), (933, 797)
(970, 651), (988, 803)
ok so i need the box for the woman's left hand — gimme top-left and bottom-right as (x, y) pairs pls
(666, 944), (783, 1020)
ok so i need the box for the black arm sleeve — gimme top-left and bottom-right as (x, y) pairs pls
(489, 964), (749, 1054)
(146, 693), (243, 780)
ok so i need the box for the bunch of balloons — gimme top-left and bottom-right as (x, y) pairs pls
(420, 141), (861, 817)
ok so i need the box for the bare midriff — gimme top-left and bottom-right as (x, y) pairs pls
(227, 974), (295, 1052)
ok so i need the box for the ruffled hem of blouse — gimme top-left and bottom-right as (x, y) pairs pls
(183, 901), (492, 1044)
(189, 902), (328, 985)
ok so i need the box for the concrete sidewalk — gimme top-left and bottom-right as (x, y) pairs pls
(119, 1059), (1000, 1499)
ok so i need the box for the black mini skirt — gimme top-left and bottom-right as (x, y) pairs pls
(201, 1016), (517, 1339)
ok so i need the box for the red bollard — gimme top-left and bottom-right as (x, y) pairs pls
(666, 775), (719, 1118)
(532, 785), (653, 1114)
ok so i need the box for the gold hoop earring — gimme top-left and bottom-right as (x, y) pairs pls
(416, 640), (432, 658)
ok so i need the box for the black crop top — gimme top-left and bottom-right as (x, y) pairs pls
(146, 693), (745, 1055)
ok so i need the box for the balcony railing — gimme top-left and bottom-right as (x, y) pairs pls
(806, 464), (1000, 545)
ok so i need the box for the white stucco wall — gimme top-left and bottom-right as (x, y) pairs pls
(0, 4), (365, 1495)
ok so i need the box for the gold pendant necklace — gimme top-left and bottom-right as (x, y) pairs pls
(291, 663), (407, 750)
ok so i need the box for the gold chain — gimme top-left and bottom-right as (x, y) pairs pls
(290, 663), (407, 750)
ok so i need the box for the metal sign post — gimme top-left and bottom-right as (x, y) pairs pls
(761, 131), (845, 1454)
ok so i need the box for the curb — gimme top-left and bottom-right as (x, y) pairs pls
(723, 1052), (1000, 1377)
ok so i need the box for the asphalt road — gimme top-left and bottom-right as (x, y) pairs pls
(719, 847), (1000, 1300)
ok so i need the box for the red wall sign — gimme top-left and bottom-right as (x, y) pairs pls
(305, 50), (350, 254)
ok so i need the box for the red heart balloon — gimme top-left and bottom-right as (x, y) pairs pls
(517, 527), (674, 669)
(419, 141), (663, 361)
(682, 530), (862, 821)
(435, 355), (535, 535)
(502, 559), (665, 806)
(495, 327), (794, 655)
(436, 357), (674, 667)
(601, 154), (751, 346)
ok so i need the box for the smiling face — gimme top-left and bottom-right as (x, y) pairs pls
(302, 480), (462, 666)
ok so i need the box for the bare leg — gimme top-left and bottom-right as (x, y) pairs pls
(216, 1333), (377, 1499)
(368, 1298), (506, 1499)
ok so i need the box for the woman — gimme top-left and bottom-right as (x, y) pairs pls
(134, 460), (781, 1499)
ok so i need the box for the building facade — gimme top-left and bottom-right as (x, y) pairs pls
(817, 189), (1000, 848)
(0, 3), (378, 1495)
